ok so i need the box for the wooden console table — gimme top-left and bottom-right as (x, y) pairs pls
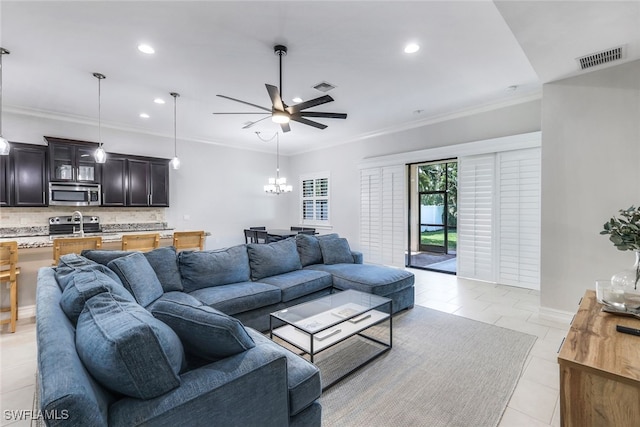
(558, 290), (640, 426)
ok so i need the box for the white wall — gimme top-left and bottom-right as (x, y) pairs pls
(286, 100), (542, 251)
(540, 60), (640, 313)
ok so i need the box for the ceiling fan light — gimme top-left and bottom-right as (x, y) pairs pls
(272, 111), (290, 124)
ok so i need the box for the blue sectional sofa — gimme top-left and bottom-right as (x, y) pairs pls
(36, 233), (414, 426)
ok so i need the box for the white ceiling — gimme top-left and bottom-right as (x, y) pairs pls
(1, 1), (639, 155)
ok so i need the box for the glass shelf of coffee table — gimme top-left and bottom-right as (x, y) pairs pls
(269, 289), (392, 389)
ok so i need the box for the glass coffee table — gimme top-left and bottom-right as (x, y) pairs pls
(270, 289), (392, 389)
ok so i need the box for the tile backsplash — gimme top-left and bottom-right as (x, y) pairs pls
(0, 207), (166, 228)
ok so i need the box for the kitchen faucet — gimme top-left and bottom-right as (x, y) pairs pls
(72, 211), (84, 237)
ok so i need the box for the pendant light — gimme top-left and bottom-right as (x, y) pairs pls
(169, 92), (180, 170)
(0, 48), (11, 156)
(93, 72), (107, 163)
(262, 132), (292, 195)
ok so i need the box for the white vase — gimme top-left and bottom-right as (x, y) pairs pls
(611, 251), (640, 310)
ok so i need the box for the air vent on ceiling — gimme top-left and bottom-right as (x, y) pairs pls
(577, 45), (625, 70)
(313, 81), (336, 92)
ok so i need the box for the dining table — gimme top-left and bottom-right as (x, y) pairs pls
(266, 229), (299, 238)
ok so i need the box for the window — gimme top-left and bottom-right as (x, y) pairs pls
(300, 172), (330, 225)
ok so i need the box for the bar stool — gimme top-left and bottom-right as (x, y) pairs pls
(173, 231), (205, 251)
(0, 241), (20, 333)
(53, 236), (103, 265)
(122, 233), (160, 252)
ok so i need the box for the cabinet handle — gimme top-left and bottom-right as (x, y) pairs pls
(42, 192), (45, 204)
(149, 194), (153, 205)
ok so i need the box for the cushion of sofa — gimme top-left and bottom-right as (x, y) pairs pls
(142, 246), (183, 292)
(259, 270), (333, 303)
(247, 238), (302, 281)
(306, 263), (415, 296)
(83, 247), (183, 293)
(81, 249), (130, 265)
(55, 253), (117, 290)
(75, 292), (184, 400)
(318, 237), (354, 265)
(247, 329), (321, 416)
(149, 292), (255, 361)
(107, 252), (164, 307)
(60, 269), (136, 324)
(188, 281), (281, 316)
(295, 233), (323, 267)
(179, 245), (250, 292)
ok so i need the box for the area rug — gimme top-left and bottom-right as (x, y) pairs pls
(317, 306), (536, 427)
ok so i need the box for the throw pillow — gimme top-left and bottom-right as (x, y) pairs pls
(107, 252), (164, 307)
(149, 292), (255, 361)
(179, 245), (250, 292)
(318, 237), (354, 264)
(295, 233), (323, 267)
(55, 253), (103, 290)
(143, 246), (183, 292)
(83, 247), (183, 293)
(60, 269), (136, 325)
(247, 238), (302, 281)
(76, 292), (184, 400)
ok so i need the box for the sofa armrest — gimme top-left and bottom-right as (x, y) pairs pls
(351, 251), (363, 264)
(108, 346), (290, 427)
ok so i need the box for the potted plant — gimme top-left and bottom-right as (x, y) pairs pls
(601, 206), (640, 309)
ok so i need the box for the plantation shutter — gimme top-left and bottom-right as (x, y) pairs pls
(360, 165), (405, 266)
(497, 148), (541, 289)
(457, 154), (495, 282)
(301, 174), (330, 224)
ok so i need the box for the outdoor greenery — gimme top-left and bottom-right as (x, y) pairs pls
(418, 162), (457, 227)
(601, 206), (640, 251)
(421, 229), (457, 250)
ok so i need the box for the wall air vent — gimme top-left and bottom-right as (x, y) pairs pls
(313, 81), (336, 92)
(577, 45), (625, 70)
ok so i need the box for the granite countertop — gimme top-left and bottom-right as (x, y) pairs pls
(0, 223), (175, 249)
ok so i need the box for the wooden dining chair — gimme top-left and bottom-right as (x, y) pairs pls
(173, 231), (205, 251)
(0, 241), (20, 333)
(256, 230), (270, 244)
(53, 236), (102, 265)
(121, 233), (160, 252)
(297, 229), (316, 235)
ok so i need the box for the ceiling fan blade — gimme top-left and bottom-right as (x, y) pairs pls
(299, 111), (347, 119)
(242, 116), (271, 129)
(280, 122), (291, 133)
(265, 84), (285, 111)
(287, 95), (334, 114)
(216, 94), (271, 113)
(289, 115), (328, 130)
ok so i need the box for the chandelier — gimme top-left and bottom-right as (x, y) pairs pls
(260, 132), (292, 195)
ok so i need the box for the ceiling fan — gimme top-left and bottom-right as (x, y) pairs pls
(213, 45), (347, 133)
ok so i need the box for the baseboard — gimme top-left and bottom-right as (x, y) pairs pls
(538, 306), (574, 325)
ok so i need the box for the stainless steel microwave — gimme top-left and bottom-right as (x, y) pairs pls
(49, 182), (101, 206)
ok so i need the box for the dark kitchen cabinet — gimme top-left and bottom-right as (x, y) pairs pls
(0, 155), (9, 207)
(45, 137), (99, 183)
(127, 158), (169, 207)
(8, 143), (48, 207)
(101, 154), (127, 206)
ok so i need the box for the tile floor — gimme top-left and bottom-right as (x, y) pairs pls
(0, 268), (569, 426)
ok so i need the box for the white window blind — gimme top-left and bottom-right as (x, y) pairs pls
(497, 148), (541, 290)
(360, 165), (405, 267)
(301, 173), (330, 225)
(457, 154), (495, 282)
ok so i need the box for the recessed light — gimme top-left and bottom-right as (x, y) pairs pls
(139, 113), (150, 119)
(138, 44), (155, 54)
(404, 43), (420, 54)
(292, 97), (303, 103)
(154, 98), (165, 104)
